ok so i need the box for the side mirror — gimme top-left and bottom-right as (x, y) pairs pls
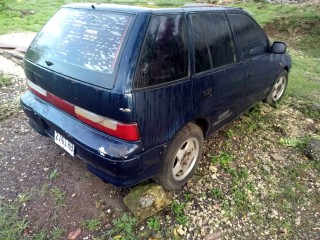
(270, 41), (287, 54)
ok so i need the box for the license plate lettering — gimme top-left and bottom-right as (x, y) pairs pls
(54, 131), (75, 157)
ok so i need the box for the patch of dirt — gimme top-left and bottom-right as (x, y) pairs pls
(0, 54), (126, 238)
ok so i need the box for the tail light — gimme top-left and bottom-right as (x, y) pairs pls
(27, 80), (140, 141)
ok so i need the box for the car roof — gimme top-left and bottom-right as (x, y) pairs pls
(63, 3), (243, 14)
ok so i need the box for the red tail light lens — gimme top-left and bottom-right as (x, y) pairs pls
(27, 80), (140, 141)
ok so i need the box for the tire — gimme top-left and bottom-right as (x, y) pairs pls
(154, 123), (204, 191)
(264, 70), (288, 107)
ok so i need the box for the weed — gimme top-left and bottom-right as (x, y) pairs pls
(105, 212), (138, 239)
(0, 200), (29, 239)
(172, 200), (188, 225)
(0, 74), (12, 87)
(211, 152), (234, 169)
(32, 230), (48, 240)
(210, 187), (223, 200)
(85, 218), (101, 231)
(39, 183), (50, 197)
(49, 168), (59, 180)
(183, 193), (192, 201)
(225, 129), (235, 139)
(50, 226), (65, 240)
(18, 192), (31, 204)
(279, 137), (304, 148)
(147, 216), (160, 231)
(49, 186), (65, 205)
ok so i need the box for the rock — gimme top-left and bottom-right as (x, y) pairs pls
(209, 165), (218, 173)
(261, 104), (273, 113)
(67, 228), (81, 240)
(123, 183), (172, 220)
(262, 165), (271, 173)
(305, 139), (320, 162)
(204, 232), (222, 240)
(270, 154), (285, 161)
(139, 195), (155, 208)
(177, 227), (185, 236)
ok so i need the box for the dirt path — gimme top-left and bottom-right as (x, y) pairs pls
(0, 54), (126, 238)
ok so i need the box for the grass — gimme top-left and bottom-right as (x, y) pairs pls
(84, 218), (101, 231)
(0, 199), (29, 239)
(171, 200), (188, 226)
(104, 212), (138, 239)
(0, 74), (12, 87)
(0, 0), (190, 35)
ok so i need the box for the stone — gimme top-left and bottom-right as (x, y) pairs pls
(305, 139), (320, 162)
(209, 165), (218, 173)
(177, 227), (185, 236)
(204, 232), (222, 240)
(270, 154), (285, 161)
(262, 165), (271, 173)
(123, 183), (172, 220)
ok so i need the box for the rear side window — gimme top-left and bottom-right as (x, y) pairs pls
(200, 13), (236, 69)
(230, 13), (268, 60)
(134, 14), (188, 88)
(26, 8), (132, 88)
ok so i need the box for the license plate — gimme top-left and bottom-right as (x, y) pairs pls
(54, 131), (75, 156)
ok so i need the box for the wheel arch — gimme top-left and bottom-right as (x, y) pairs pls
(192, 116), (210, 139)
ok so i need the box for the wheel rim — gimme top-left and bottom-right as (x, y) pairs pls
(172, 137), (200, 181)
(272, 76), (286, 101)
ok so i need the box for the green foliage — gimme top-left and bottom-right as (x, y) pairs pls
(0, 74), (12, 87)
(106, 213), (138, 239)
(85, 218), (101, 231)
(147, 217), (160, 231)
(279, 137), (304, 148)
(0, 200), (29, 239)
(50, 227), (65, 240)
(183, 193), (192, 202)
(210, 187), (223, 199)
(225, 129), (235, 139)
(171, 200), (188, 225)
(49, 186), (65, 205)
(49, 168), (58, 180)
(17, 192), (31, 204)
(211, 152), (234, 169)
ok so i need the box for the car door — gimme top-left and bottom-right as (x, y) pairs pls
(228, 12), (279, 108)
(133, 13), (194, 149)
(189, 12), (245, 135)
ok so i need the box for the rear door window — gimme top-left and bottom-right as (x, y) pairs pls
(199, 13), (236, 69)
(190, 14), (211, 73)
(26, 8), (133, 88)
(229, 13), (269, 60)
(134, 14), (188, 88)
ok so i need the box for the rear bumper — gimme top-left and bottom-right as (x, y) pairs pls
(20, 91), (166, 187)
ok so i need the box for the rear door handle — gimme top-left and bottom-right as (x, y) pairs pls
(248, 72), (254, 78)
(202, 88), (212, 99)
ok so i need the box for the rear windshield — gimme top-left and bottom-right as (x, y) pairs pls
(26, 8), (133, 88)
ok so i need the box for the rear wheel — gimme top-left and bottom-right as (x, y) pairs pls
(154, 123), (204, 190)
(264, 70), (288, 106)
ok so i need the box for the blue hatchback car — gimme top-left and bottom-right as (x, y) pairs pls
(21, 3), (291, 190)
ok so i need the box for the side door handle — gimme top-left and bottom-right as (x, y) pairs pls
(202, 88), (212, 99)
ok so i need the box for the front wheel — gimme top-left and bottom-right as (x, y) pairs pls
(154, 123), (204, 191)
(264, 70), (288, 106)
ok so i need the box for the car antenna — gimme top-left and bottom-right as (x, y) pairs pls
(91, 4), (95, 9)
